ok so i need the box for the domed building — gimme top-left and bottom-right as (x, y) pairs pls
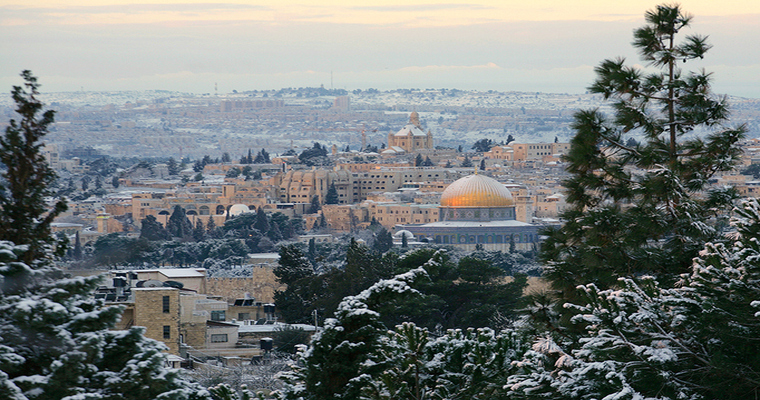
(382, 111), (433, 155)
(402, 173), (540, 251)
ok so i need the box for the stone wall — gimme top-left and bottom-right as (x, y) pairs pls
(206, 266), (285, 303)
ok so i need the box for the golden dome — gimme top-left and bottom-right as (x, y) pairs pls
(440, 174), (514, 208)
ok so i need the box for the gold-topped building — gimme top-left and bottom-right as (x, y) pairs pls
(402, 173), (541, 251)
(439, 173), (515, 208)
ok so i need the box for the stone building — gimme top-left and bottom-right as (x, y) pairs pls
(383, 112), (433, 155)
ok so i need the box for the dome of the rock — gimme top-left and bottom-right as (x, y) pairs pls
(439, 174), (514, 208)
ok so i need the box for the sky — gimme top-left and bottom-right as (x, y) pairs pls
(1, 1), (759, 97)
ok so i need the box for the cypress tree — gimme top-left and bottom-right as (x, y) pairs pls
(254, 206), (269, 232)
(325, 183), (339, 204)
(541, 4), (745, 317)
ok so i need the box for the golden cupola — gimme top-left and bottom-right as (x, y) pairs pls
(440, 174), (514, 208)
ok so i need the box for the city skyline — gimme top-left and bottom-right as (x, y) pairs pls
(1, 1), (759, 97)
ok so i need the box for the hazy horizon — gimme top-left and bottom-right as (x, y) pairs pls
(2, 1), (759, 98)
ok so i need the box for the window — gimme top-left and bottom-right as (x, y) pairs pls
(238, 313), (250, 320)
(163, 325), (171, 339)
(162, 296), (170, 313)
(210, 334), (228, 343)
(210, 310), (226, 321)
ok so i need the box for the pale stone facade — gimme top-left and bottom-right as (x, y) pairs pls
(384, 112), (433, 154)
(134, 288), (181, 354)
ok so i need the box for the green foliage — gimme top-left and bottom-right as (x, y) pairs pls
(325, 183), (339, 205)
(272, 326), (311, 354)
(460, 156), (473, 168)
(140, 215), (169, 241)
(166, 205), (194, 239)
(0, 70), (67, 266)
(541, 4), (745, 315)
(471, 138), (494, 152)
(225, 167), (241, 178)
(742, 163), (760, 179)
(373, 227), (393, 254)
(509, 199), (760, 400)
(0, 73), (208, 400)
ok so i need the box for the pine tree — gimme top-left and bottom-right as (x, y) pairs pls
(0, 70), (67, 266)
(461, 156), (473, 168)
(325, 183), (339, 204)
(479, 158), (486, 171)
(541, 4), (745, 310)
(253, 207), (269, 233)
(0, 72), (207, 400)
(166, 205), (193, 239)
(140, 215), (169, 241)
(310, 195), (321, 213)
(414, 153), (423, 167)
(206, 216), (218, 238)
(274, 245), (314, 285)
(167, 157), (180, 175)
(193, 218), (205, 242)
(374, 227), (393, 254)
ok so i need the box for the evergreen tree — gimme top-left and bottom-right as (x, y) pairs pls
(414, 153), (423, 167)
(73, 231), (83, 260)
(444, 160), (452, 168)
(461, 156), (473, 168)
(95, 175), (103, 190)
(325, 183), (339, 204)
(167, 157), (180, 175)
(374, 227), (393, 254)
(510, 198), (760, 400)
(221, 152), (231, 163)
(0, 72), (207, 400)
(253, 207), (269, 233)
(267, 222), (283, 242)
(111, 175), (120, 188)
(308, 238), (317, 260)
(274, 245), (314, 285)
(140, 215), (169, 241)
(254, 149), (270, 164)
(193, 218), (205, 242)
(247, 148), (253, 164)
(0, 70), (67, 265)
(401, 232), (408, 248)
(506, 134), (515, 144)
(541, 4), (745, 312)
(225, 167), (241, 178)
(81, 175), (91, 191)
(206, 216), (218, 238)
(471, 138), (494, 152)
(278, 267), (428, 400)
(166, 205), (193, 239)
(310, 195), (321, 213)
(422, 156), (434, 167)
(479, 158), (486, 171)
